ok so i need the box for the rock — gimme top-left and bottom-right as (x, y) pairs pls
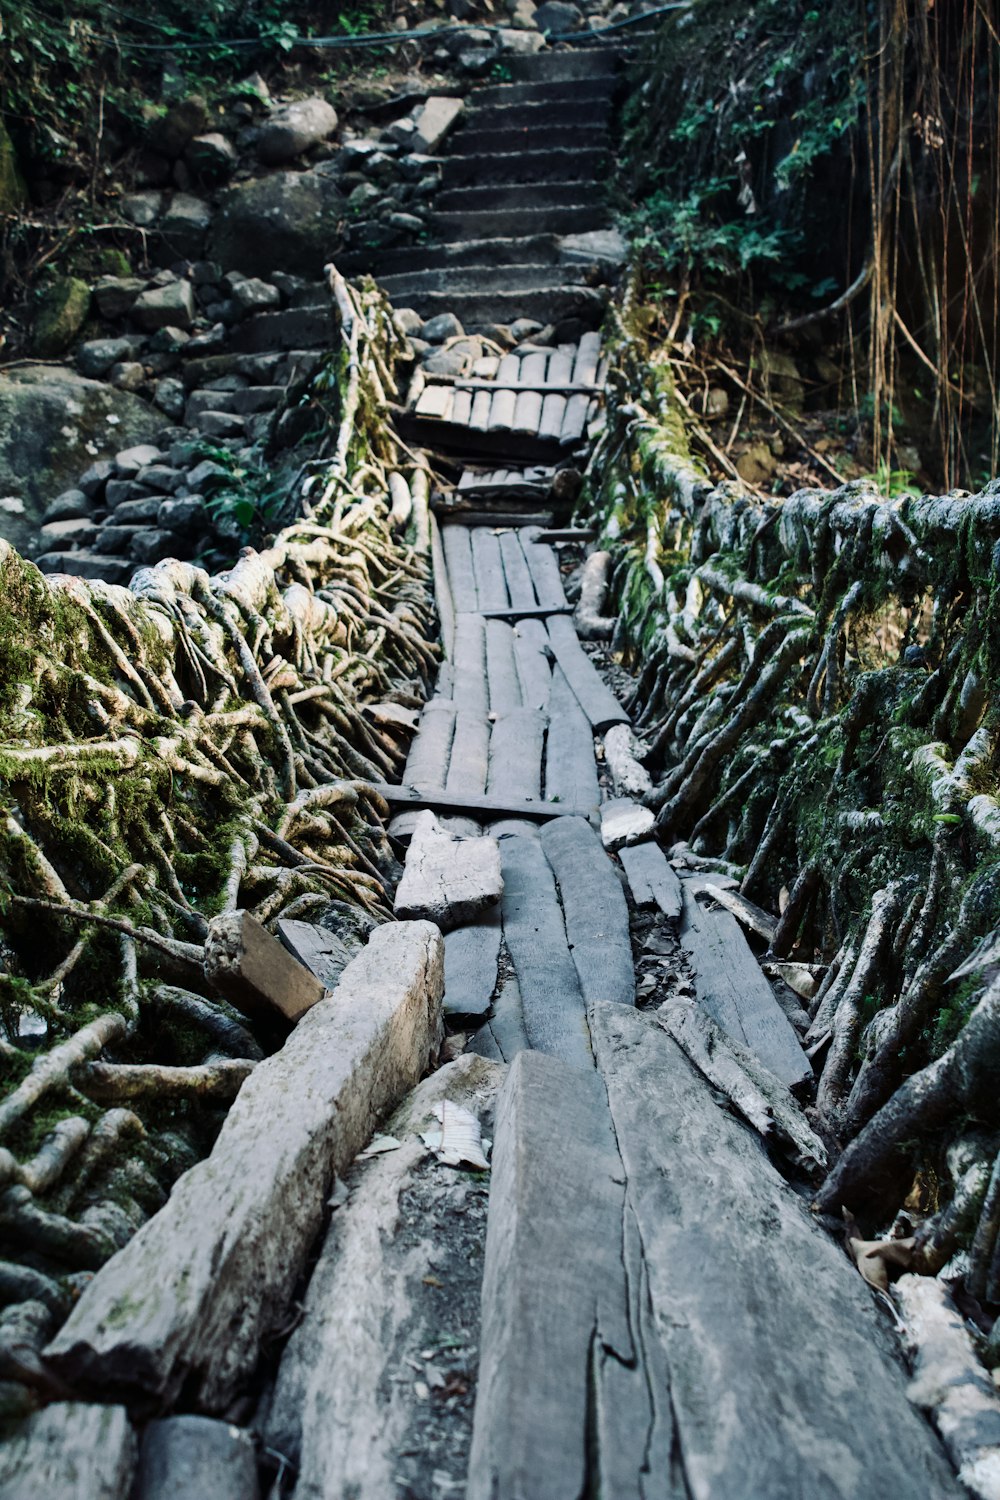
(33, 277), (91, 357)
(0, 368), (159, 553)
(510, 317), (543, 340)
(77, 337), (139, 377)
(196, 411), (244, 438)
(35, 551), (132, 583)
(134, 1416), (258, 1500)
(444, 25), (494, 55)
(131, 281), (195, 332)
(387, 210), (423, 234)
(348, 181), (381, 212)
(129, 528), (177, 565)
(497, 26), (545, 51)
(148, 325), (190, 355)
(115, 443), (163, 476)
(204, 909), (326, 1023)
(120, 190), (164, 227)
(103, 479), (135, 509)
(394, 811), (503, 931)
(752, 348), (805, 412)
(44, 489), (90, 523)
(231, 278), (281, 314)
(92, 276), (146, 320)
(94, 525), (140, 555)
(257, 96), (339, 164)
(187, 458), (231, 491)
(533, 0), (582, 26)
(422, 348), (468, 377)
(112, 496), (163, 524)
(46, 922), (445, 1411)
(148, 95), (208, 158)
(421, 311), (464, 343)
(157, 194), (212, 261)
(38, 517), (97, 548)
(509, 0), (538, 25)
(209, 170), (345, 278)
(411, 96), (464, 154)
(109, 362), (146, 393)
(598, 796), (655, 851)
(735, 440), (778, 486)
(0, 1401), (136, 1499)
(78, 460), (115, 498)
(153, 378), (186, 419)
(393, 307), (424, 337)
(185, 132), (237, 182)
(557, 227), (627, 265)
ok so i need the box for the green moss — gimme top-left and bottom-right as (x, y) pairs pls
(33, 276), (92, 358)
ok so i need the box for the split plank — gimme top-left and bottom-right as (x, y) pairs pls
(498, 833), (590, 1067)
(498, 529), (538, 609)
(589, 1001), (962, 1500)
(546, 612), (629, 731)
(488, 708), (547, 803)
(487, 973), (529, 1061)
(519, 530), (568, 611)
(485, 617), (523, 715)
(402, 700), (456, 789)
(679, 885), (811, 1090)
(617, 840), (683, 919)
(543, 665), (599, 808)
(46, 924), (445, 1410)
(372, 782), (592, 822)
(453, 612), (489, 717)
(511, 618), (552, 713)
(429, 515), (456, 661)
(444, 907), (502, 1018)
(470, 528), (509, 612)
(445, 710), (490, 798)
(442, 526), (478, 612)
(540, 816), (634, 1006)
(479, 604), (572, 620)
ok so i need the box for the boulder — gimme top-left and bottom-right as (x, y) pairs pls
(533, 0), (582, 28)
(421, 311), (464, 343)
(185, 132), (237, 182)
(257, 97), (339, 164)
(33, 277), (91, 358)
(77, 337), (140, 377)
(156, 194), (212, 261)
(0, 367), (159, 553)
(209, 170), (345, 278)
(92, 276), (146, 320)
(148, 96), (209, 158)
(114, 443), (163, 476)
(109, 362), (146, 393)
(131, 281), (196, 332)
(44, 489), (91, 523)
(120, 190), (164, 227)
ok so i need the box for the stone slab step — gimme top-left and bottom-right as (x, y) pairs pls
(387, 283), (606, 328)
(229, 306), (333, 353)
(378, 263), (584, 299)
(435, 180), (602, 212)
(367, 234), (561, 276)
(430, 205), (606, 240)
(455, 124), (609, 156)
(440, 147), (610, 187)
(471, 76), (615, 107)
(503, 49), (621, 82)
(465, 96), (613, 131)
(34, 550), (132, 584)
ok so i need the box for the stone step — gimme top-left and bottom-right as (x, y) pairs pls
(387, 282), (606, 329)
(430, 205), (606, 240)
(464, 96), (613, 131)
(435, 180), (604, 212)
(471, 76), (615, 107)
(440, 147), (610, 187)
(363, 234), (562, 276)
(377, 262), (585, 298)
(455, 124), (610, 156)
(503, 49), (621, 82)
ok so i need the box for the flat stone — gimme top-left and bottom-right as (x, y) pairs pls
(421, 311), (464, 343)
(77, 337), (138, 377)
(45, 922), (445, 1411)
(115, 443), (163, 476)
(394, 811), (503, 932)
(411, 95), (464, 154)
(598, 796), (655, 850)
(204, 909), (325, 1023)
(93, 276), (146, 320)
(34, 551), (131, 583)
(131, 281), (196, 332)
(557, 228), (627, 265)
(112, 496), (163, 524)
(231, 278), (281, 314)
(38, 517), (96, 546)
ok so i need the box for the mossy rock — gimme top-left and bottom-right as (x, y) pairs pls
(0, 116), (25, 215)
(34, 277), (92, 358)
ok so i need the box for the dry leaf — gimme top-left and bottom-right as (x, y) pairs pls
(421, 1100), (490, 1170)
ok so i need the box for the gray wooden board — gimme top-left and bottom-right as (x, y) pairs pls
(442, 526), (478, 612)
(511, 618), (552, 713)
(543, 665), (599, 808)
(467, 1050), (666, 1500)
(679, 886), (811, 1089)
(488, 708), (546, 803)
(430, 515), (456, 662)
(519, 530), (568, 610)
(470, 528), (509, 612)
(453, 612), (489, 717)
(497, 833), (590, 1067)
(467, 1021), (504, 1062)
(588, 1001), (962, 1500)
(445, 710), (490, 797)
(371, 783), (593, 822)
(403, 700), (456, 788)
(497, 529), (537, 609)
(486, 973), (529, 1061)
(545, 613), (629, 732)
(539, 817), (634, 1007)
(484, 618), (522, 716)
(618, 841), (683, 919)
(444, 906), (502, 1018)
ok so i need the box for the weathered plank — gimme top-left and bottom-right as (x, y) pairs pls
(204, 909), (325, 1022)
(429, 514), (456, 661)
(485, 617), (523, 715)
(469, 388), (492, 431)
(442, 526), (478, 612)
(445, 710), (490, 798)
(371, 782), (592, 821)
(540, 816), (634, 1007)
(498, 833), (590, 1067)
(444, 906), (502, 1018)
(679, 885), (812, 1090)
(543, 665), (599, 808)
(0, 1402), (136, 1500)
(497, 528), (537, 609)
(572, 331), (602, 386)
(512, 352), (547, 435)
(487, 972), (529, 1061)
(394, 811), (502, 932)
(617, 840), (683, 919)
(403, 699), (456, 789)
(546, 612), (629, 731)
(511, 618), (552, 713)
(589, 1001), (962, 1500)
(453, 611), (490, 717)
(538, 351), (573, 442)
(134, 1416), (258, 1500)
(415, 385), (452, 420)
(470, 527), (509, 612)
(266, 1056), (505, 1500)
(450, 388), (473, 428)
(46, 923), (445, 1410)
(467, 1051), (664, 1500)
(519, 530), (568, 610)
(488, 708), (547, 803)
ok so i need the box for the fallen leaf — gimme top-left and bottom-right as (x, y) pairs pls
(421, 1100), (490, 1170)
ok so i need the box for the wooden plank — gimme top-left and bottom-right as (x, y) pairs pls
(479, 605), (572, 620)
(472, 355), (499, 378)
(0, 1403), (136, 1500)
(444, 907), (502, 1018)
(488, 387), (517, 433)
(511, 618), (552, 713)
(414, 385), (452, 420)
(498, 529), (538, 609)
(488, 708), (547, 802)
(543, 665), (599, 808)
(679, 885), (812, 1090)
(470, 527), (509, 612)
(451, 388), (473, 428)
(572, 331), (602, 386)
(371, 783), (592, 822)
(441, 525), (478, 612)
(429, 514), (455, 661)
(467, 1051), (662, 1500)
(538, 350), (573, 442)
(469, 389), (493, 431)
(487, 973), (529, 1061)
(512, 352), (547, 436)
(560, 391), (591, 445)
(540, 816), (634, 1007)
(617, 841), (683, 919)
(534, 528), (597, 543)
(519, 530), (568, 611)
(402, 699), (456, 789)
(453, 612), (489, 717)
(485, 618), (523, 715)
(498, 834), (590, 1067)
(589, 1001), (963, 1500)
(545, 613), (629, 731)
(445, 710), (490, 798)
(47, 925), (446, 1411)
(454, 380), (600, 395)
(437, 509), (556, 529)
